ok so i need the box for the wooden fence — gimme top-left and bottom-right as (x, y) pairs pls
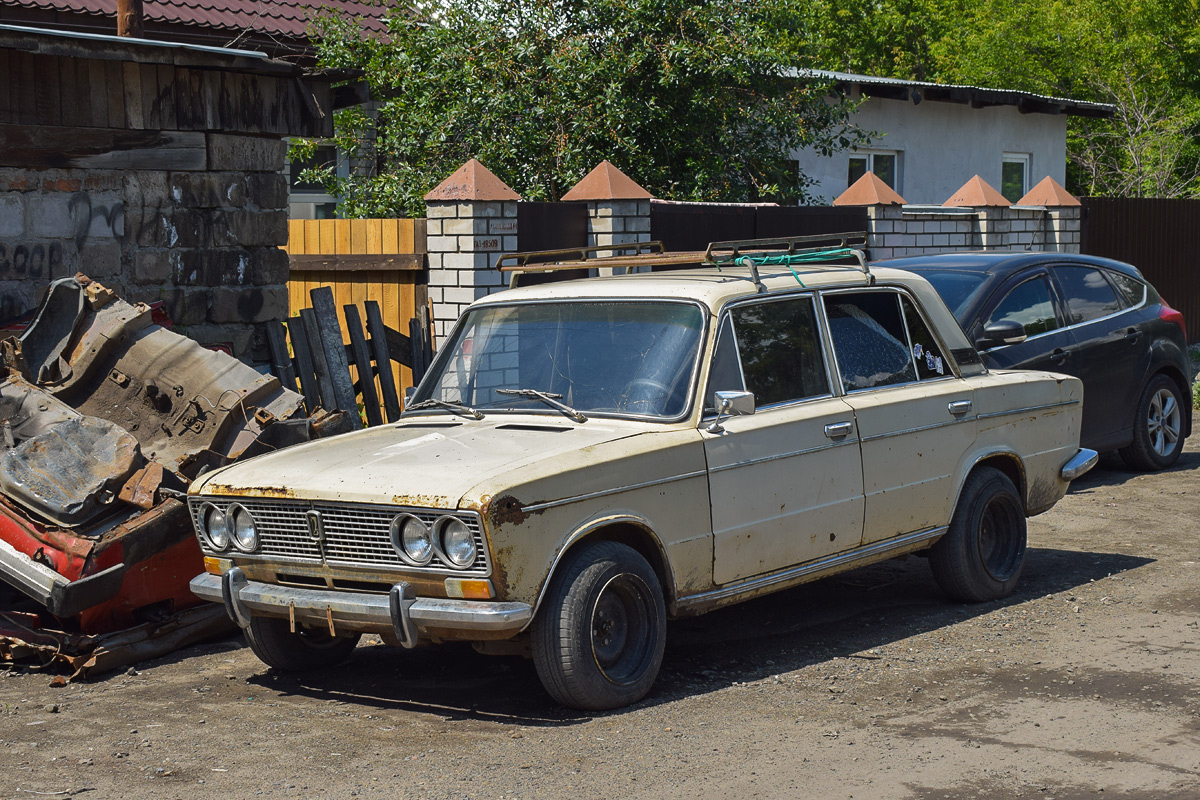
(283, 218), (431, 421)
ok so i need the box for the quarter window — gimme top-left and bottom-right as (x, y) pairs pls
(1107, 271), (1146, 308)
(985, 277), (1060, 339)
(1053, 266), (1122, 324)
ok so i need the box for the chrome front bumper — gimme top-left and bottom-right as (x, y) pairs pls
(190, 569), (533, 647)
(1061, 448), (1099, 481)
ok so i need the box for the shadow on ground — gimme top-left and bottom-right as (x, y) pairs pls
(223, 545), (1152, 726)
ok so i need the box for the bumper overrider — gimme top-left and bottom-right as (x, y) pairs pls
(191, 568), (533, 647)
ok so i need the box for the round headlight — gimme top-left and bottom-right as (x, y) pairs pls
(202, 503), (230, 551)
(391, 514), (433, 565)
(437, 516), (476, 568)
(229, 504), (258, 552)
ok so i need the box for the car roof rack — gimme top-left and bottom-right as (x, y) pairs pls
(496, 231), (871, 291)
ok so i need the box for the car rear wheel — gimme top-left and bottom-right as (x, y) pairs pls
(1119, 374), (1185, 471)
(930, 466), (1026, 602)
(532, 541), (666, 711)
(245, 616), (361, 671)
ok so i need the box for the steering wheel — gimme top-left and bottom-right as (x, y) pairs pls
(620, 378), (671, 414)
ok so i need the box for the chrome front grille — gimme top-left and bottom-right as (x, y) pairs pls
(189, 497), (490, 577)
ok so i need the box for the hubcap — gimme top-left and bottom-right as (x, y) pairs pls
(1147, 388), (1181, 457)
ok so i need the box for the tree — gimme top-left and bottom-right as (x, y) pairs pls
(300, 0), (869, 217)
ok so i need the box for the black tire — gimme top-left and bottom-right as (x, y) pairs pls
(1119, 374), (1186, 472)
(930, 466), (1026, 602)
(532, 541), (666, 711)
(244, 616), (361, 671)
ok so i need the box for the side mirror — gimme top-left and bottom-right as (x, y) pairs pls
(977, 319), (1027, 349)
(706, 390), (755, 433)
(403, 386), (415, 406)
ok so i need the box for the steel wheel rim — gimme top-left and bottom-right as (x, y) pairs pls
(1147, 388), (1181, 457)
(978, 493), (1024, 582)
(590, 573), (656, 685)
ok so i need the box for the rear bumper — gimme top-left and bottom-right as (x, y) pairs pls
(190, 569), (533, 645)
(1061, 448), (1099, 481)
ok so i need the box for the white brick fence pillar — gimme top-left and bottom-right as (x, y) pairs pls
(561, 161), (652, 259)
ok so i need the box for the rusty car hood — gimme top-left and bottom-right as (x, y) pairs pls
(193, 415), (652, 508)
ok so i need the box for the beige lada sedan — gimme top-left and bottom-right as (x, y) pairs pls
(189, 254), (1097, 710)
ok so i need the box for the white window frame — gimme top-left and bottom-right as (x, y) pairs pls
(1001, 152), (1031, 202)
(848, 149), (902, 193)
(285, 141), (350, 220)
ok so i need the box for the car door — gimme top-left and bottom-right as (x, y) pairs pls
(822, 289), (977, 545)
(973, 269), (1077, 378)
(1049, 264), (1146, 448)
(702, 295), (864, 585)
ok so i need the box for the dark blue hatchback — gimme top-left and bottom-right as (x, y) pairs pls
(881, 252), (1193, 470)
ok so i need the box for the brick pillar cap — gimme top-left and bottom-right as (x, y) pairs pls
(1017, 176), (1080, 207)
(424, 158), (520, 202)
(944, 175), (1010, 207)
(833, 171), (906, 206)
(561, 160), (652, 201)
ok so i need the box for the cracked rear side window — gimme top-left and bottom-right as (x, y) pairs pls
(824, 292), (916, 392)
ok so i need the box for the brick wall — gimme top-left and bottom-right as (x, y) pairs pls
(867, 205), (1081, 260)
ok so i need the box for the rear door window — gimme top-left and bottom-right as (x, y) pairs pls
(1053, 266), (1123, 324)
(824, 291), (917, 391)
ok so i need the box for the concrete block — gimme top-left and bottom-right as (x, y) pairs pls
(77, 241), (122, 278)
(0, 195), (24, 237)
(210, 285), (288, 324)
(427, 268), (460, 288)
(443, 286), (477, 304)
(426, 236), (460, 253)
(502, 236), (517, 251)
(244, 173), (285, 210)
(463, 202), (503, 218)
(426, 219), (443, 236)
(252, 247), (290, 285)
(28, 195), (74, 238)
(443, 217), (488, 236)
(425, 203), (459, 219)
(171, 173), (246, 209)
(157, 287), (210, 326)
(502, 203), (518, 218)
(225, 210), (288, 248)
(589, 216), (615, 234)
(133, 249), (174, 285)
(206, 134), (287, 173)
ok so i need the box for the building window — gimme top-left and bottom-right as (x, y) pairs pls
(286, 143), (347, 220)
(1002, 153), (1030, 203)
(848, 151), (899, 192)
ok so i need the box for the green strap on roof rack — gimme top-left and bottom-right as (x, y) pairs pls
(723, 247), (860, 287)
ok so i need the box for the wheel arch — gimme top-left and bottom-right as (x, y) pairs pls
(528, 516), (675, 626)
(953, 450), (1028, 518)
(1149, 362), (1193, 439)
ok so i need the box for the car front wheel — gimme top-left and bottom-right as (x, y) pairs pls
(930, 466), (1026, 602)
(532, 541), (666, 711)
(1119, 374), (1185, 471)
(245, 616), (361, 671)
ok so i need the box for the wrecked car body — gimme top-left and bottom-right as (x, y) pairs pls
(0, 275), (338, 673)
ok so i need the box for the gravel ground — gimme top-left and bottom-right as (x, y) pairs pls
(2, 440), (1198, 800)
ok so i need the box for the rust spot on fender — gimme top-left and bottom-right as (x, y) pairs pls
(208, 485), (295, 499)
(489, 494), (530, 526)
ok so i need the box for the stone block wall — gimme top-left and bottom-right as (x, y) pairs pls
(583, 199), (652, 252)
(0, 134), (289, 360)
(867, 205), (1081, 260)
(425, 201), (518, 340)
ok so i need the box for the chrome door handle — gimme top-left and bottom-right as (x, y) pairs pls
(824, 421), (853, 439)
(948, 400), (972, 416)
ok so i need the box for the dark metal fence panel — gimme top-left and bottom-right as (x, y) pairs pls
(517, 202), (589, 251)
(651, 201), (869, 252)
(1081, 197), (1200, 343)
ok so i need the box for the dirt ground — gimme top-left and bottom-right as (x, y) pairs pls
(2, 441), (1198, 800)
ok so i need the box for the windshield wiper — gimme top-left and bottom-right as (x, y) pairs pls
(405, 398), (484, 420)
(496, 388), (587, 423)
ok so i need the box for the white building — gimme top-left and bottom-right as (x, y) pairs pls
(793, 70), (1114, 206)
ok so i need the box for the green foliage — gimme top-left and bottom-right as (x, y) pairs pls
(304, 0), (868, 217)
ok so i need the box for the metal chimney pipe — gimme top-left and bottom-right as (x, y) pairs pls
(117, 0), (144, 37)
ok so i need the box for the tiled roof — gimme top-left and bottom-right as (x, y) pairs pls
(4, 0), (390, 39)
(833, 171), (906, 206)
(561, 160), (652, 201)
(425, 159), (521, 202)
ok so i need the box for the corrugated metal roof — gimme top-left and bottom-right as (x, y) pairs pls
(3, 0), (391, 39)
(795, 68), (1115, 118)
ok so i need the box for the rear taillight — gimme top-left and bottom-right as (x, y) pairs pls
(1159, 301), (1187, 340)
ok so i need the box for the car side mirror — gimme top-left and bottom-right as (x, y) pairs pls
(403, 386), (415, 406)
(705, 390), (755, 433)
(977, 319), (1027, 349)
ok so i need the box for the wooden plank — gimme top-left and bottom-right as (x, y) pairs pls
(415, 218), (428, 253)
(14, 51), (36, 126)
(397, 219), (415, 253)
(409, 317), (426, 383)
(334, 219), (351, 254)
(86, 59), (107, 129)
(310, 286), (361, 427)
(287, 253), (425, 272)
(365, 219), (383, 254)
(123, 62), (144, 130)
(105, 60), (125, 128)
(157, 65), (177, 129)
(264, 320), (298, 393)
(319, 219), (337, 255)
(365, 301), (403, 421)
(343, 304), (383, 426)
(285, 316), (320, 414)
(0, 124), (206, 170)
(303, 220), (320, 254)
(33, 54), (61, 126)
(298, 307), (334, 412)
(350, 220), (368, 254)
(0, 51), (11, 125)
(61, 57), (90, 128)
(140, 63), (160, 129)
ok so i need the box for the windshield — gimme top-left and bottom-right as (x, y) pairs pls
(904, 269), (989, 320)
(413, 301), (706, 419)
